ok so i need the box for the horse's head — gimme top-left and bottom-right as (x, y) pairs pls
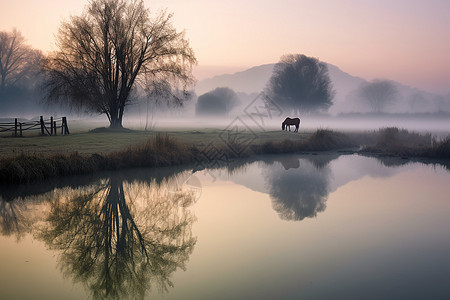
(282, 122), (285, 130)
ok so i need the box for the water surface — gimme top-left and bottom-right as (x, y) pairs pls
(0, 154), (449, 299)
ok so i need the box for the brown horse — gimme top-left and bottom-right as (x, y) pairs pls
(282, 117), (300, 132)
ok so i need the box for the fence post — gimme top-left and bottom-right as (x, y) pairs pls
(63, 117), (70, 135)
(54, 121), (57, 136)
(50, 116), (54, 136)
(40, 116), (45, 135)
(14, 118), (18, 137)
(19, 122), (23, 137)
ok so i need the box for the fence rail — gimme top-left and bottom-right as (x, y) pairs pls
(0, 116), (69, 137)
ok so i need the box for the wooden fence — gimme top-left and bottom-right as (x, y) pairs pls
(0, 116), (69, 137)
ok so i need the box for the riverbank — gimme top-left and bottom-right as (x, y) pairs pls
(0, 127), (448, 184)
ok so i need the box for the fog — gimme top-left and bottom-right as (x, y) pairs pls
(116, 111), (450, 139)
(1, 27), (449, 138)
(1, 68), (449, 138)
(2, 90), (449, 139)
(113, 91), (450, 137)
(2, 52), (449, 138)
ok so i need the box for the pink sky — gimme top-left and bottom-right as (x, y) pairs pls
(1, 0), (449, 94)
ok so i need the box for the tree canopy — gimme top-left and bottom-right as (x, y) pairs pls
(264, 54), (334, 114)
(43, 0), (196, 128)
(195, 87), (238, 116)
(357, 79), (398, 113)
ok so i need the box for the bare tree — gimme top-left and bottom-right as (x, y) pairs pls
(358, 79), (398, 113)
(264, 54), (334, 114)
(43, 0), (196, 128)
(0, 29), (41, 90)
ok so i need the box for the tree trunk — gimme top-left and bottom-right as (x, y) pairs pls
(109, 115), (123, 129)
(108, 98), (124, 129)
(0, 75), (5, 90)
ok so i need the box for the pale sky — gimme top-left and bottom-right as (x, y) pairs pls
(1, 0), (449, 94)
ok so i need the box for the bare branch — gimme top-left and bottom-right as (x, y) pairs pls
(42, 0), (196, 128)
(0, 29), (41, 89)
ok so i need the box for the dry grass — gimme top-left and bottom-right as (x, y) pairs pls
(0, 129), (355, 184)
(0, 134), (193, 183)
(110, 133), (195, 168)
(1, 127), (448, 184)
(360, 127), (450, 158)
(303, 129), (358, 151)
(253, 129), (358, 154)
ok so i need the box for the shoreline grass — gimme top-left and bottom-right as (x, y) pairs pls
(1, 128), (449, 184)
(359, 127), (450, 158)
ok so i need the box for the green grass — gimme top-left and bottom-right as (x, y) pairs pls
(0, 126), (312, 157)
(0, 130), (154, 156)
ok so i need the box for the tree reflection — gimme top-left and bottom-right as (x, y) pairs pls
(0, 198), (31, 241)
(265, 158), (331, 221)
(0, 194), (45, 241)
(37, 173), (196, 299)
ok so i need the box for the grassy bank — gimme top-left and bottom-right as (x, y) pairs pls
(0, 127), (310, 156)
(359, 127), (450, 158)
(0, 128), (449, 184)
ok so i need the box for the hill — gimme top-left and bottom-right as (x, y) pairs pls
(195, 62), (366, 114)
(195, 63), (275, 95)
(195, 62), (449, 115)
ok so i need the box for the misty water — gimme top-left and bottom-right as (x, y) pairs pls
(0, 154), (449, 299)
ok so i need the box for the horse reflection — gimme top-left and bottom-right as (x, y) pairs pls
(37, 174), (197, 299)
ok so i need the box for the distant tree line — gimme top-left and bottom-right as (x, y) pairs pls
(0, 29), (42, 90)
(0, 29), (44, 115)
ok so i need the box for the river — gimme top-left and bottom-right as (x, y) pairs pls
(0, 154), (449, 299)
